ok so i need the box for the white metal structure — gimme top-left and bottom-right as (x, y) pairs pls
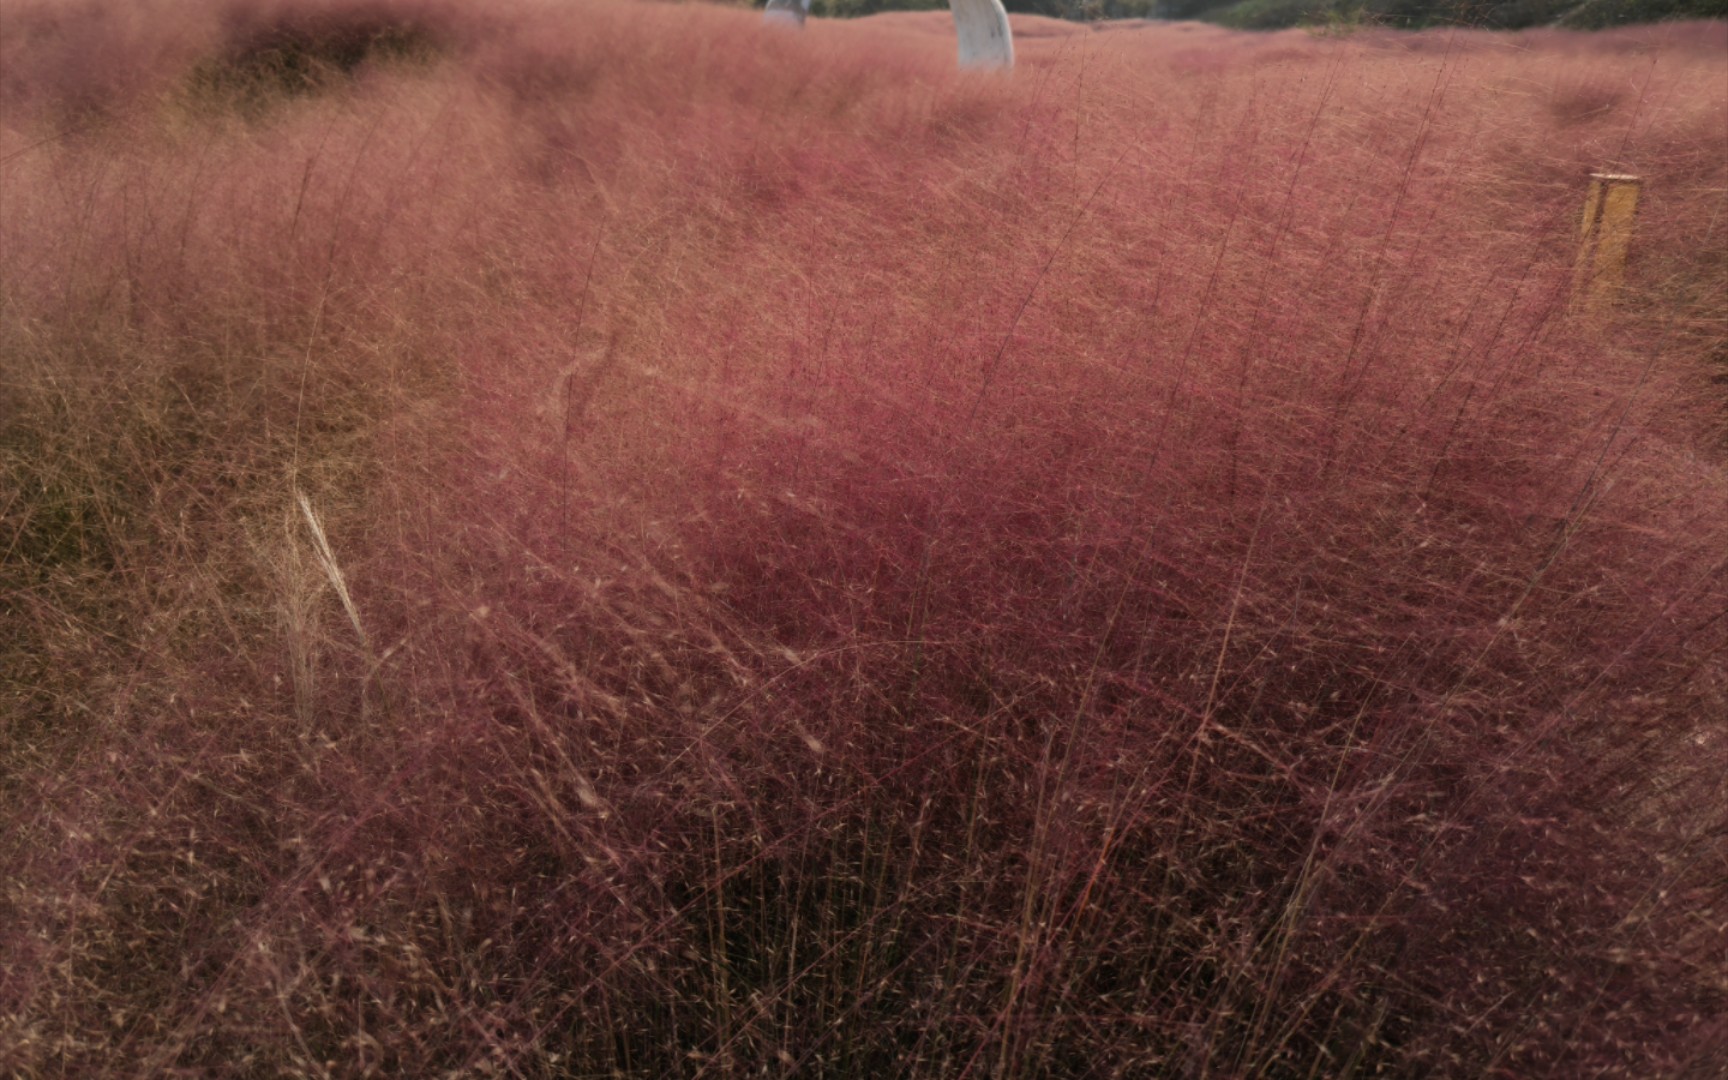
(763, 1), (1015, 71)
(949, 0), (1014, 70)
(762, 0), (810, 26)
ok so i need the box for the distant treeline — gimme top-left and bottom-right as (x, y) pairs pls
(805, 0), (1727, 30)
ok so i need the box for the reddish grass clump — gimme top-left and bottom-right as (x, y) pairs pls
(3, 2), (1726, 1076)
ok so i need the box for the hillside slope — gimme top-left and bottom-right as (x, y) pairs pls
(817, 0), (1728, 31)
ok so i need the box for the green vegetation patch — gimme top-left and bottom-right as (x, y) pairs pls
(186, 6), (444, 116)
(1560, 0), (1728, 27)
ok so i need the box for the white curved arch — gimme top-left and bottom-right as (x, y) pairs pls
(762, 1), (1014, 72)
(949, 0), (1014, 70)
(762, 0), (809, 26)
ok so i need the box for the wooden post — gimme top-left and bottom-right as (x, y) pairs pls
(1572, 173), (1642, 315)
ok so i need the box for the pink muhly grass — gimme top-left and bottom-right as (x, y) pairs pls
(2, 2), (1725, 1076)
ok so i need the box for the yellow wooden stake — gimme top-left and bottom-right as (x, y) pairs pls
(1572, 172), (1642, 315)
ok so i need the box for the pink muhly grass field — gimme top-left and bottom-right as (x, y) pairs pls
(2, 1), (1725, 1075)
